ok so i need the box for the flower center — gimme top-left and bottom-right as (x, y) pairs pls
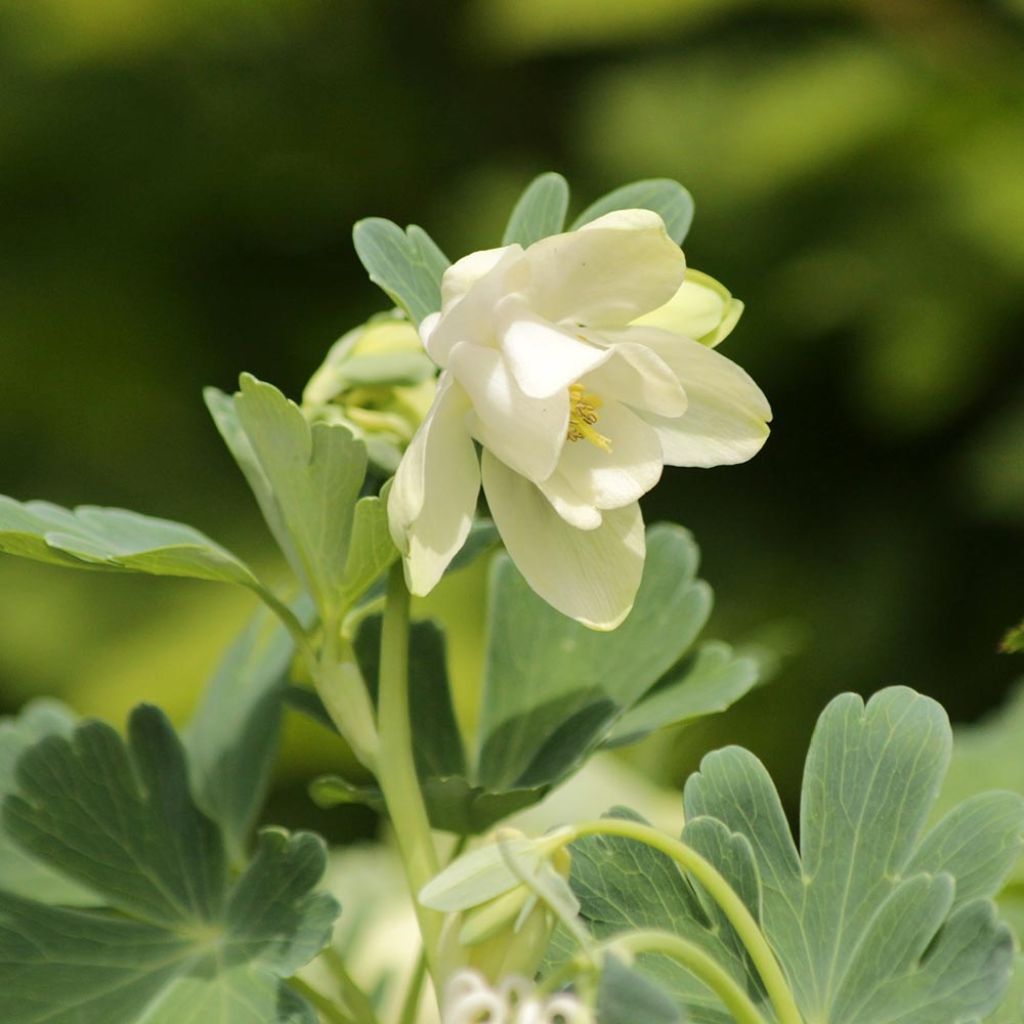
(567, 384), (611, 451)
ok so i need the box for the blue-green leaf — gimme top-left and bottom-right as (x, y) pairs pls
(564, 687), (1024, 1023)
(353, 217), (449, 324)
(502, 172), (570, 246)
(210, 374), (368, 621)
(0, 496), (260, 588)
(0, 705), (338, 1024)
(0, 701), (95, 906)
(571, 179), (695, 245)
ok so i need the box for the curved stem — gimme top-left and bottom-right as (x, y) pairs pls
(614, 931), (768, 1024)
(376, 563), (443, 972)
(567, 820), (802, 1024)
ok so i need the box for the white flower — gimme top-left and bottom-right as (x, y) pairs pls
(388, 209), (770, 629)
(443, 970), (591, 1024)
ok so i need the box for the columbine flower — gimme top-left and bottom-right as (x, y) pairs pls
(388, 209), (770, 628)
(443, 970), (591, 1024)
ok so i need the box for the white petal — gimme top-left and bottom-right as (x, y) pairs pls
(482, 450), (645, 630)
(388, 374), (480, 594)
(582, 340), (687, 418)
(425, 247), (525, 368)
(449, 342), (567, 484)
(441, 245), (521, 312)
(555, 399), (663, 509)
(497, 294), (611, 398)
(633, 268), (743, 348)
(536, 470), (603, 530)
(523, 209), (685, 327)
(618, 326), (771, 467)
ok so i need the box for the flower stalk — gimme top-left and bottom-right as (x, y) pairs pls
(376, 562), (443, 973)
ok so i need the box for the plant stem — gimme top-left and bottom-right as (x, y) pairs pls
(614, 931), (768, 1024)
(567, 819), (802, 1024)
(322, 948), (381, 1024)
(376, 563), (443, 972)
(397, 951), (428, 1024)
(285, 977), (355, 1024)
(315, 620), (379, 770)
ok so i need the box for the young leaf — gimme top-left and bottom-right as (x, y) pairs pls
(502, 172), (571, 246)
(0, 705), (338, 1024)
(219, 374), (368, 621)
(340, 493), (398, 609)
(353, 217), (450, 324)
(567, 687), (1024, 1023)
(571, 179), (695, 245)
(0, 496), (259, 588)
(0, 701), (95, 906)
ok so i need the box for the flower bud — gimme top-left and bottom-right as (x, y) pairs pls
(302, 310), (436, 471)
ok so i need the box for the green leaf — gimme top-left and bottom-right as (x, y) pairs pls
(353, 217), (450, 324)
(0, 705), (338, 1024)
(476, 525), (714, 791)
(562, 808), (756, 1024)
(336, 350), (436, 388)
(0, 701), (95, 906)
(603, 642), (760, 749)
(566, 687), (1024, 1023)
(185, 602), (305, 867)
(0, 496), (260, 588)
(340, 493), (398, 609)
(598, 954), (684, 1024)
(502, 172), (571, 246)
(571, 179), (695, 245)
(219, 374), (368, 620)
(355, 615), (466, 781)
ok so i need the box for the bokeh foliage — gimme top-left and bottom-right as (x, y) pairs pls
(1, 0), (1022, 817)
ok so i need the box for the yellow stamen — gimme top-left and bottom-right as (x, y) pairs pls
(567, 383), (612, 451)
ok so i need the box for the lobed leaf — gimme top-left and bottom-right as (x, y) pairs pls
(0, 496), (259, 588)
(209, 374), (368, 621)
(353, 217), (450, 324)
(571, 178), (695, 245)
(565, 687), (1024, 1023)
(502, 172), (571, 246)
(0, 701), (95, 906)
(0, 705), (338, 1024)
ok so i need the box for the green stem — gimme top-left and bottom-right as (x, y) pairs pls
(315, 622), (379, 770)
(614, 931), (768, 1024)
(376, 563), (443, 971)
(247, 583), (319, 673)
(397, 951), (428, 1024)
(567, 820), (802, 1024)
(285, 977), (355, 1024)
(322, 948), (381, 1024)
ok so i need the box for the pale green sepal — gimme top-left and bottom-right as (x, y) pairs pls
(419, 830), (570, 913)
(571, 179), (695, 245)
(353, 217), (450, 324)
(502, 172), (570, 246)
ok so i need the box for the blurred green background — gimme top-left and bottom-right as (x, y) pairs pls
(1, 0), (1022, 818)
